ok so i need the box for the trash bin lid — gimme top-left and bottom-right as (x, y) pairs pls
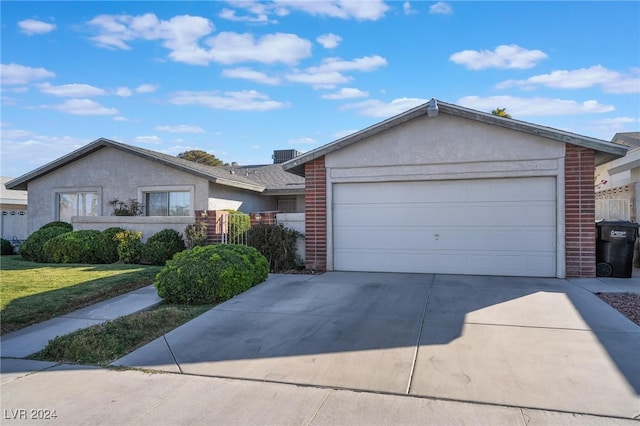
(595, 220), (640, 228)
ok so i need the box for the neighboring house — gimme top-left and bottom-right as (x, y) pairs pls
(1, 177), (28, 243)
(283, 99), (627, 278)
(5, 138), (304, 239)
(595, 132), (640, 221)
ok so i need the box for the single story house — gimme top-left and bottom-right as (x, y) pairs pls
(595, 132), (640, 221)
(283, 99), (627, 278)
(1, 177), (28, 243)
(6, 138), (304, 239)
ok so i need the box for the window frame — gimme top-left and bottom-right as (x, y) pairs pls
(138, 185), (195, 217)
(54, 188), (101, 222)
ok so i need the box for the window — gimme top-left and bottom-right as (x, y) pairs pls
(277, 197), (297, 213)
(145, 191), (190, 216)
(58, 192), (98, 222)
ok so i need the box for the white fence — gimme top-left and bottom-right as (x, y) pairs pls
(276, 213), (305, 262)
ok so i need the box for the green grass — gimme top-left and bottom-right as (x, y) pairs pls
(30, 303), (212, 366)
(0, 256), (161, 334)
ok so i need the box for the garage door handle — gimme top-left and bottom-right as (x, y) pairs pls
(434, 234), (440, 240)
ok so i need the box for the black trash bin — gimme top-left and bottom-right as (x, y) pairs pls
(595, 220), (639, 278)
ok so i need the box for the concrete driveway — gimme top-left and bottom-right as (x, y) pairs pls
(114, 272), (640, 419)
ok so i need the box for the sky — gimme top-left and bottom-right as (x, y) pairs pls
(1, 1), (639, 178)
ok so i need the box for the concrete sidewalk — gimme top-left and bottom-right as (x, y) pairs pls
(1, 360), (637, 425)
(1, 285), (162, 358)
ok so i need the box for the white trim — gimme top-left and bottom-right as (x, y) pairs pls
(326, 168), (334, 271)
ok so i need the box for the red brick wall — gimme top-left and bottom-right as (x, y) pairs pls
(305, 156), (327, 271)
(565, 145), (596, 277)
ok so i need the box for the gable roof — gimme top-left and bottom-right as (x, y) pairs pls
(5, 138), (266, 192)
(283, 98), (628, 176)
(612, 132), (640, 149)
(218, 164), (305, 194)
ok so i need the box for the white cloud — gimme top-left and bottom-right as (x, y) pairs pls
(496, 65), (640, 94)
(450, 44), (548, 70)
(87, 13), (311, 66)
(1, 63), (55, 85)
(155, 124), (205, 133)
(205, 32), (312, 65)
(18, 19), (56, 35)
(403, 2), (417, 15)
(457, 95), (615, 116)
(317, 33), (342, 49)
(134, 135), (162, 144)
(322, 87), (369, 100)
(333, 129), (359, 139)
(313, 55), (388, 73)
(113, 116), (128, 121)
(50, 98), (119, 116)
(221, 67), (281, 85)
(218, 8), (274, 24)
(38, 82), (107, 97)
(169, 90), (289, 111)
(285, 71), (351, 89)
(114, 87), (133, 97)
(587, 116), (640, 140)
(136, 84), (158, 93)
(274, 0), (389, 21)
(286, 55), (387, 89)
(342, 97), (428, 117)
(430, 2), (453, 15)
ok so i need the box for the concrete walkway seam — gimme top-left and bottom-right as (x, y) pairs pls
(406, 273), (434, 395)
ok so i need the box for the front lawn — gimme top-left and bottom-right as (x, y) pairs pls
(0, 256), (161, 334)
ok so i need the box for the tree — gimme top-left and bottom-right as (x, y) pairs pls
(177, 149), (223, 166)
(491, 108), (512, 119)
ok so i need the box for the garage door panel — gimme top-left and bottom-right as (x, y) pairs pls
(332, 177), (557, 277)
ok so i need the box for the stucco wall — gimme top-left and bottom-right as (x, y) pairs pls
(28, 148), (268, 233)
(326, 114), (565, 182)
(208, 182), (276, 213)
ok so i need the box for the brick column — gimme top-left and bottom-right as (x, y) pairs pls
(305, 156), (327, 271)
(565, 145), (596, 277)
(194, 210), (228, 244)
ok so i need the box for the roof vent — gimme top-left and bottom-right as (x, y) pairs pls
(272, 149), (303, 164)
(427, 98), (439, 118)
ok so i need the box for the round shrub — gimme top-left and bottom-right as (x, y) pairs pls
(43, 230), (102, 264)
(1, 238), (14, 255)
(20, 226), (71, 262)
(142, 229), (186, 265)
(155, 244), (269, 304)
(40, 221), (73, 232)
(94, 227), (126, 264)
(114, 230), (143, 264)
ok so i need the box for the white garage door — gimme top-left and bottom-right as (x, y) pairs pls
(333, 177), (557, 277)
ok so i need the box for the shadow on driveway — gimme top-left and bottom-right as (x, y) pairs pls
(113, 272), (640, 418)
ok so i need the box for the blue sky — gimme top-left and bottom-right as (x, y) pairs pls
(2, 1), (639, 178)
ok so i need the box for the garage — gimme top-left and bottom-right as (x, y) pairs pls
(332, 177), (557, 277)
(283, 99), (628, 278)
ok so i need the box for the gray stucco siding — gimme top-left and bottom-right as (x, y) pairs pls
(208, 182), (276, 213)
(326, 114), (565, 183)
(27, 147), (210, 233)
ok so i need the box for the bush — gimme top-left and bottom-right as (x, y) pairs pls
(40, 221), (73, 232)
(185, 222), (208, 249)
(114, 230), (143, 264)
(141, 229), (186, 265)
(224, 210), (250, 244)
(43, 230), (102, 264)
(155, 244), (268, 304)
(20, 226), (71, 262)
(1, 238), (14, 255)
(109, 199), (144, 216)
(247, 223), (304, 272)
(94, 227), (126, 264)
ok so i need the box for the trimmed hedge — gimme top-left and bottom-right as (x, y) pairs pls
(141, 229), (186, 265)
(20, 226), (71, 262)
(40, 221), (73, 232)
(1, 238), (14, 255)
(94, 227), (126, 264)
(43, 230), (102, 264)
(114, 230), (143, 264)
(155, 244), (268, 304)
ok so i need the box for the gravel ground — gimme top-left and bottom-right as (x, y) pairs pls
(597, 293), (640, 326)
